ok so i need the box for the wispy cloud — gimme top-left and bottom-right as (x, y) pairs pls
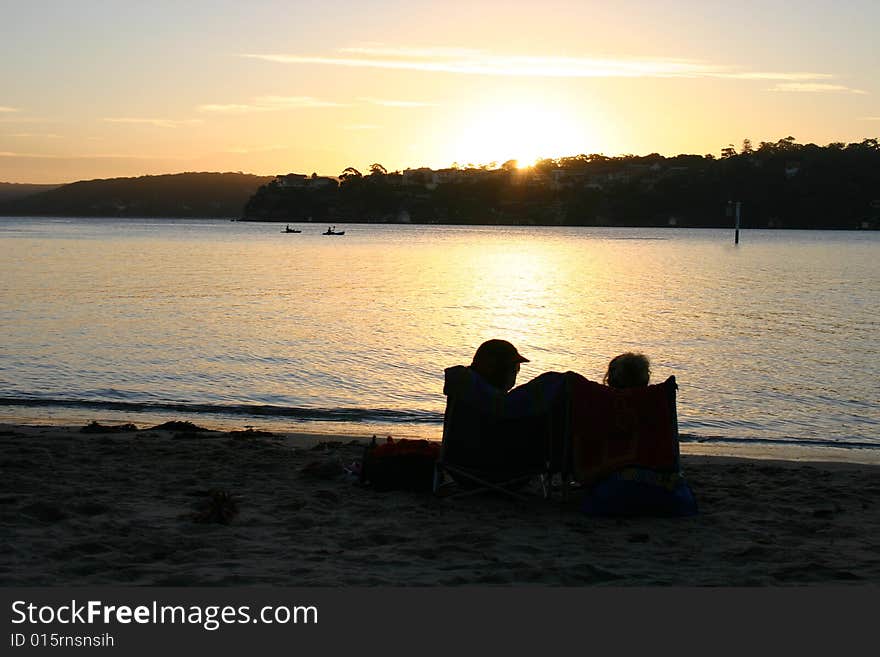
(199, 95), (347, 114)
(358, 96), (437, 108)
(0, 151), (180, 160)
(770, 83), (867, 94)
(243, 51), (717, 78)
(0, 106), (20, 112)
(0, 117), (54, 124)
(723, 72), (835, 81)
(4, 133), (62, 139)
(0, 151), (57, 158)
(0, 151), (55, 158)
(860, 116), (880, 120)
(104, 117), (203, 128)
(242, 46), (834, 83)
(197, 104), (257, 114)
(341, 46), (484, 59)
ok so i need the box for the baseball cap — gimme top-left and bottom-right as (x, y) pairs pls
(471, 339), (530, 368)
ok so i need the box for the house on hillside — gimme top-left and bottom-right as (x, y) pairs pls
(435, 168), (467, 184)
(276, 173), (339, 189)
(277, 173), (308, 188)
(307, 175), (339, 189)
(403, 167), (440, 190)
(549, 168), (591, 190)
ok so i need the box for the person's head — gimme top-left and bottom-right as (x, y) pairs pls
(470, 339), (529, 392)
(604, 352), (651, 388)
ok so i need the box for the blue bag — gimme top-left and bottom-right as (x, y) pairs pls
(582, 470), (698, 517)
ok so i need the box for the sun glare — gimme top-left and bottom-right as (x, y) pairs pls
(451, 101), (588, 167)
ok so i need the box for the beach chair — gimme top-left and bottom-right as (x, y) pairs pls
(434, 368), (562, 501)
(565, 374), (696, 516)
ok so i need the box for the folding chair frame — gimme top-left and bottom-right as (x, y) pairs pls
(433, 394), (554, 502)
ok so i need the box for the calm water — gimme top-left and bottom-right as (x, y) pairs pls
(1, 217), (878, 448)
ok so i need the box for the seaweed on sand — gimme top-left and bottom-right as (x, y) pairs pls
(80, 421), (138, 434)
(148, 421), (211, 432)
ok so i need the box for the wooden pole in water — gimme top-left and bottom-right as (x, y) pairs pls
(734, 201), (741, 244)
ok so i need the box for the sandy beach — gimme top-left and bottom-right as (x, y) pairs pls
(1, 421), (878, 586)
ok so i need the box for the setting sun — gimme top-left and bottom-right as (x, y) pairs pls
(449, 101), (592, 168)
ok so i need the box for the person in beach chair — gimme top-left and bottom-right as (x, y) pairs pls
(604, 352), (651, 389)
(569, 352), (697, 516)
(435, 339), (567, 500)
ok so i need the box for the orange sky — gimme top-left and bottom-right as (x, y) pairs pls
(1, 0), (878, 183)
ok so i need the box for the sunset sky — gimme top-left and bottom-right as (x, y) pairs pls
(1, 0), (878, 183)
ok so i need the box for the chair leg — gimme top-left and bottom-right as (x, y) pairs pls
(439, 466), (533, 502)
(432, 463), (443, 494)
(540, 472), (550, 499)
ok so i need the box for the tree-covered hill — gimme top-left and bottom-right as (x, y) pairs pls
(243, 138), (880, 229)
(0, 182), (60, 203)
(0, 172), (274, 218)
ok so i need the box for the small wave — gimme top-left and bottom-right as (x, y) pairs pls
(679, 433), (880, 451)
(600, 236), (669, 241)
(0, 396), (443, 425)
(1, 396), (877, 451)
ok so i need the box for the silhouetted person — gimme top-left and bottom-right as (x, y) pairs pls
(469, 338), (529, 392)
(445, 338), (566, 417)
(581, 351), (697, 516)
(443, 339), (568, 474)
(604, 352), (651, 388)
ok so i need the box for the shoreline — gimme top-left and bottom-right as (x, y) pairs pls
(2, 420), (879, 585)
(3, 415), (879, 465)
(4, 215), (877, 231)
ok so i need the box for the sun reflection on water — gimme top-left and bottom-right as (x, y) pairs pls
(1, 219), (878, 444)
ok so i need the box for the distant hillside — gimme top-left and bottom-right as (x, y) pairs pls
(0, 182), (61, 202)
(0, 172), (275, 217)
(244, 138), (880, 229)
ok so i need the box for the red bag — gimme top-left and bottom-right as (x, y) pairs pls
(361, 436), (440, 492)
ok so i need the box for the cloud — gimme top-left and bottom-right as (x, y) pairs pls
(259, 95), (347, 108)
(770, 83), (868, 94)
(723, 72), (835, 81)
(0, 151), (54, 158)
(0, 106), (20, 112)
(358, 96), (437, 107)
(0, 116), (55, 124)
(4, 133), (62, 139)
(0, 151), (57, 158)
(860, 116), (880, 120)
(243, 51), (717, 78)
(241, 46), (835, 82)
(343, 124), (380, 130)
(341, 46), (484, 59)
(197, 104), (258, 114)
(199, 95), (347, 113)
(104, 117), (203, 128)
(0, 151), (180, 160)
